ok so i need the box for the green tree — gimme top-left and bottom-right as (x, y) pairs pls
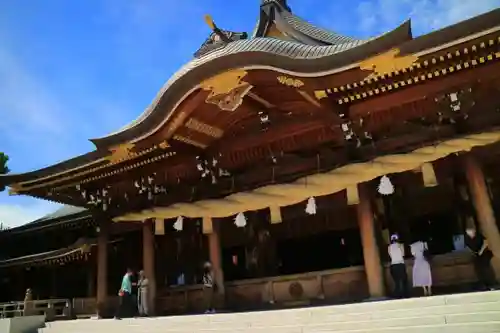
(0, 152), (9, 192)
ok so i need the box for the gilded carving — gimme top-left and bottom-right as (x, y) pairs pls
(314, 90), (328, 100)
(277, 76), (304, 88)
(106, 143), (136, 164)
(359, 48), (418, 80)
(200, 70), (253, 111)
(185, 118), (224, 138)
(158, 140), (170, 149)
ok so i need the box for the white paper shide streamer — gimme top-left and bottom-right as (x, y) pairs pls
(173, 216), (184, 231)
(234, 212), (247, 227)
(305, 197), (317, 215)
(378, 175), (394, 195)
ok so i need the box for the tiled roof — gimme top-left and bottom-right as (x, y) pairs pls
(1, 205), (89, 234)
(280, 11), (359, 45)
(29, 205), (87, 224)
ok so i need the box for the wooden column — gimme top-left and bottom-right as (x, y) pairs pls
(96, 220), (108, 313)
(142, 221), (157, 315)
(463, 154), (500, 258)
(357, 184), (386, 298)
(207, 222), (225, 296)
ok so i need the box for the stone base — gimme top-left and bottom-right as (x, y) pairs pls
(0, 315), (45, 333)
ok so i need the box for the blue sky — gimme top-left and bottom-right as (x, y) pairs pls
(1, 0), (499, 227)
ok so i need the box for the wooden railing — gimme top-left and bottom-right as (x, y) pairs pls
(0, 299), (71, 320)
(72, 297), (97, 318)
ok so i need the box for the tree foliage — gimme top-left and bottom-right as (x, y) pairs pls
(0, 152), (9, 192)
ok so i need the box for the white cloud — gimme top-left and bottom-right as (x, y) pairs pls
(0, 200), (61, 229)
(355, 0), (500, 35)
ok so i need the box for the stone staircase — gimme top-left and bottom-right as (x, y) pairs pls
(39, 291), (500, 333)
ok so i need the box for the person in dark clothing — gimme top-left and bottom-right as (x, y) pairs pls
(388, 234), (409, 298)
(115, 268), (134, 320)
(202, 262), (215, 314)
(465, 227), (497, 291)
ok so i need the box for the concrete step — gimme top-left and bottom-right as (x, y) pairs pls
(40, 311), (500, 332)
(38, 291), (500, 333)
(304, 321), (500, 333)
(39, 321), (500, 333)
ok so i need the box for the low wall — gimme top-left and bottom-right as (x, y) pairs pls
(0, 315), (45, 333)
(157, 251), (477, 313)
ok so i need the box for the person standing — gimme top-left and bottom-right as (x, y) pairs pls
(137, 270), (149, 317)
(410, 239), (433, 296)
(23, 288), (33, 316)
(465, 227), (497, 291)
(388, 234), (409, 298)
(202, 262), (215, 314)
(115, 268), (133, 320)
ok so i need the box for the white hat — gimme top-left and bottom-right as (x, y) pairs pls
(390, 234), (399, 241)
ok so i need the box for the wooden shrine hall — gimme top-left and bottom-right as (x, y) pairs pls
(2, 0), (500, 317)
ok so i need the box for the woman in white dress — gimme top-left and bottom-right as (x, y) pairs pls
(410, 240), (432, 296)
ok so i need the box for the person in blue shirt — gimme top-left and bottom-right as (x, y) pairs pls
(115, 268), (134, 319)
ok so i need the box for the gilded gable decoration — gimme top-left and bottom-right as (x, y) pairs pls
(106, 143), (136, 164)
(200, 70), (253, 112)
(359, 48), (418, 80)
(277, 75), (304, 88)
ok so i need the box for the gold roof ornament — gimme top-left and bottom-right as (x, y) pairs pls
(204, 14), (216, 30)
(106, 143), (136, 164)
(359, 48), (418, 80)
(158, 140), (170, 149)
(200, 70), (253, 111)
(277, 75), (304, 88)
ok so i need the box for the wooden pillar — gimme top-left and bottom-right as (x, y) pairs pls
(96, 220), (108, 314)
(463, 154), (500, 258)
(207, 222), (225, 296)
(357, 184), (386, 298)
(142, 221), (157, 315)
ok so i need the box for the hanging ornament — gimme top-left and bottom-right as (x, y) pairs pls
(269, 206), (282, 224)
(155, 219), (165, 235)
(305, 197), (317, 215)
(421, 163), (438, 187)
(173, 216), (184, 231)
(378, 175), (394, 195)
(234, 212), (247, 228)
(346, 186), (360, 205)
